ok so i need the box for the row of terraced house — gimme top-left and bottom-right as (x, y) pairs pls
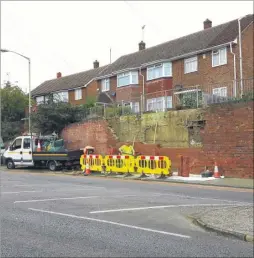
(31, 15), (254, 113)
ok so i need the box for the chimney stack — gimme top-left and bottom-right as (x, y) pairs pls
(203, 19), (212, 29)
(57, 72), (62, 78)
(139, 41), (146, 51)
(93, 60), (99, 69)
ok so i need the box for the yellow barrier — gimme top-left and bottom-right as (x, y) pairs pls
(135, 155), (171, 176)
(104, 155), (135, 174)
(80, 154), (103, 172)
(80, 154), (171, 177)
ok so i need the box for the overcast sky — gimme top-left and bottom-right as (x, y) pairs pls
(1, 1), (253, 92)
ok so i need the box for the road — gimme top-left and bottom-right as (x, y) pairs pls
(1, 169), (253, 257)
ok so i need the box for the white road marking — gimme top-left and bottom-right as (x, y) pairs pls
(14, 184), (106, 189)
(14, 196), (99, 203)
(2, 190), (43, 194)
(29, 208), (190, 239)
(90, 203), (250, 214)
(150, 193), (252, 205)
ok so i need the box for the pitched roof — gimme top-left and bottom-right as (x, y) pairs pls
(98, 14), (253, 77)
(31, 65), (109, 96)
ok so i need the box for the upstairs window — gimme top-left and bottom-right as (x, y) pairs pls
(75, 88), (82, 100)
(117, 71), (138, 87)
(212, 47), (227, 67)
(147, 62), (172, 80)
(184, 56), (198, 74)
(101, 78), (110, 92)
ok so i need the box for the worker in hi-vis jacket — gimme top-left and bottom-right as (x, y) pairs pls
(119, 142), (135, 156)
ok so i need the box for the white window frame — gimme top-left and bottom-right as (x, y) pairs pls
(36, 96), (44, 105)
(212, 47), (227, 67)
(131, 102), (140, 113)
(101, 78), (110, 92)
(212, 87), (227, 97)
(146, 62), (172, 81)
(146, 96), (172, 111)
(117, 71), (138, 87)
(184, 56), (198, 74)
(53, 91), (69, 102)
(74, 88), (82, 100)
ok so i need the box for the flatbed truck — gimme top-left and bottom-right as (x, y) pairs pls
(3, 135), (82, 171)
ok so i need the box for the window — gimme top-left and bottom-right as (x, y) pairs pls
(117, 71), (138, 87)
(23, 138), (31, 149)
(212, 87), (227, 97)
(146, 96), (172, 111)
(75, 89), (82, 100)
(36, 96), (44, 105)
(12, 138), (22, 150)
(101, 79), (110, 92)
(131, 102), (140, 113)
(212, 47), (227, 67)
(184, 56), (198, 74)
(147, 62), (172, 80)
(53, 91), (69, 102)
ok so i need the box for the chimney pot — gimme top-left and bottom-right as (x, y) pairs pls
(139, 41), (146, 51)
(203, 19), (212, 29)
(93, 60), (99, 68)
(57, 72), (62, 78)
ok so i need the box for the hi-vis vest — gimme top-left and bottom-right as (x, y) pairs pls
(119, 145), (135, 155)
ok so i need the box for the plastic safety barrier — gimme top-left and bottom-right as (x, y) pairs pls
(104, 155), (135, 174)
(135, 155), (171, 176)
(80, 154), (172, 177)
(80, 154), (103, 172)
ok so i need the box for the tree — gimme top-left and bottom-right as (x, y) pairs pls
(31, 97), (90, 135)
(0, 85), (29, 142)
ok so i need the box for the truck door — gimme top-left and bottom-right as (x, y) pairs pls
(9, 137), (23, 166)
(22, 137), (33, 166)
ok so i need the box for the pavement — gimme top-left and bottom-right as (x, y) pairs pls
(1, 168), (254, 257)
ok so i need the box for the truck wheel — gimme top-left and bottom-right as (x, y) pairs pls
(48, 161), (57, 171)
(6, 159), (15, 169)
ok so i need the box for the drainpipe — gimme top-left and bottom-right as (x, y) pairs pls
(230, 42), (237, 97)
(238, 17), (243, 97)
(139, 67), (145, 113)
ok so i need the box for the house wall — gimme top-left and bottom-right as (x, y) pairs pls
(237, 22), (254, 80)
(68, 88), (87, 105)
(68, 80), (99, 105)
(97, 68), (173, 104)
(172, 22), (254, 90)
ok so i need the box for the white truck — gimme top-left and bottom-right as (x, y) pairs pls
(3, 134), (82, 171)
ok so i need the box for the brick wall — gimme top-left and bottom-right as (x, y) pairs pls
(199, 101), (254, 178)
(61, 101), (254, 178)
(61, 119), (118, 155)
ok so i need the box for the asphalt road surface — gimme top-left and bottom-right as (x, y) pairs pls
(1, 169), (253, 257)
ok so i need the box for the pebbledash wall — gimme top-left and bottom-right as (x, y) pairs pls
(61, 101), (254, 178)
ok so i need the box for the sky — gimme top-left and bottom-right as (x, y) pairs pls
(1, 0), (253, 92)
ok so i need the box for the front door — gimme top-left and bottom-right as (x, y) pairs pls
(10, 137), (23, 166)
(22, 137), (33, 166)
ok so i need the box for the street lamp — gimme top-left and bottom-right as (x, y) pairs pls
(1, 48), (31, 134)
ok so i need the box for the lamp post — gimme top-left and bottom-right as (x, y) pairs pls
(1, 49), (31, 134)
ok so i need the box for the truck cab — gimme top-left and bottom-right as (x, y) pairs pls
(4, 135), (34, 169)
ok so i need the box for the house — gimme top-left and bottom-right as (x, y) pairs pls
(94, 14), (253, 111)
(31, 61), (112, 105)
(32, 14), (253, 112)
